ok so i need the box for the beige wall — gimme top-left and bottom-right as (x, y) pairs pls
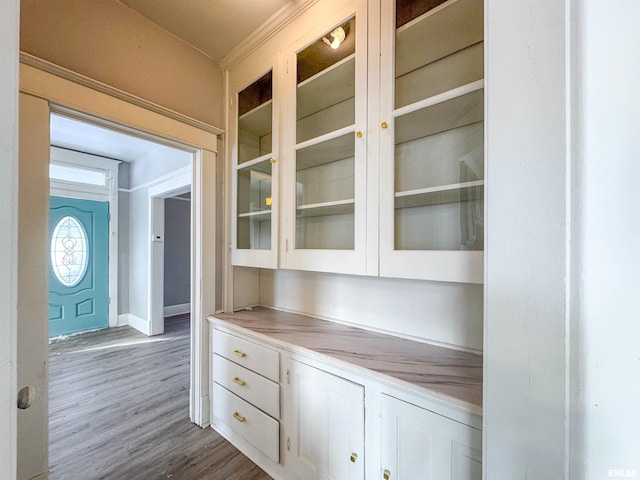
(21, 0), (224, 127)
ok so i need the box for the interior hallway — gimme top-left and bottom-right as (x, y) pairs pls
(48, 315), (271, 480)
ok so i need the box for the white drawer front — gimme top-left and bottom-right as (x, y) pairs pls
(212, 383), (280, 463)
(213, 329), (279, 382)
(213, 354), (280, 419)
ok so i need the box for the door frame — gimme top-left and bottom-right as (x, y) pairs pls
(19, 62), (219, 435)
(49, 146), (121, 329)
(148, 166), (192, 336)
(0, 0), (19, 477)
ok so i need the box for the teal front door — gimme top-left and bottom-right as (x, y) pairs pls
(49, 196), (109, 337)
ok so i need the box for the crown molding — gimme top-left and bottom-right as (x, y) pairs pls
(219, 0), (319, 71)
(20, 52), (224, 136)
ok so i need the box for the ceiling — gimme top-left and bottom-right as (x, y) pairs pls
(117, 0), (292, 61)
(50, 114), (191, 164)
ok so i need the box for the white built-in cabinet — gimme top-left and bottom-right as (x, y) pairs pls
(381, 395), (482, 480)
(378, 0), (484, 283)
(208, 320), (482, 480)
(229, 0), (483, 281)
(287, 360), (365, 480)
(230, 55), (280, 268)
(280, 1), (369, 275)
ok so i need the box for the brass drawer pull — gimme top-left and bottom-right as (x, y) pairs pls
(233, 349), (246, 358)
(350, 453), (358, 463)
(233, 412), (246, 423)
(233, 377), (246, 387)
(383, 469), (391, 480)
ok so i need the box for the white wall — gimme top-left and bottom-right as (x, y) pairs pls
(571, 1), (640, 476)
(483, 0), (569, 477)
(0, 1), (19, 478)
(127, 151), (192, 324)
(260, 269), (484, 351)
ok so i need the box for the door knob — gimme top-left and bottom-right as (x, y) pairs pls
(17, 386), (35, 410)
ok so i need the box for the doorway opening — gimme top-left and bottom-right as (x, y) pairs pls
(47, 110), (199, 471)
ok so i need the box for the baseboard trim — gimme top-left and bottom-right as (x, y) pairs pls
(164, 303), (191, 317)
(117, 313), (130, 326)
(127, 313), (150, 336)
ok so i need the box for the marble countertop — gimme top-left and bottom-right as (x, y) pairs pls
(210, 307), (482, 410)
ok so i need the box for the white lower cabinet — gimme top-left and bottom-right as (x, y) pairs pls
(380, 395), (482, 480)
(209, 322), (481, 480)
(286, 360), (365, 480)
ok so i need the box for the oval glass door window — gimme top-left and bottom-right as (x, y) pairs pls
(50, 215), (89, 287)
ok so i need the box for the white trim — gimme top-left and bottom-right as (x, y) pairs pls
(21, 52), (223, 136)
(164, 303), (191, 317)
(126, 313), (150, 336)
(121, 165), (193, 194)
(51, 145), (121, 171)
(147, 166), (192, 197)
(117, 313), (130, 326)
(219, 0), (319, 71)
(49, 146), (120, 329)
(0, 1), (18, 476)
(169, 196), (191, 203)
(148, 168), (192, 338)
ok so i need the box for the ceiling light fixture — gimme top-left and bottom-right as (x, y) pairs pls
(322, 26), (346, 49)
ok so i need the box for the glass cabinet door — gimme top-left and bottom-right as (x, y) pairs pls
(284, 7), (367, 275)
(379, 0), (484, 283)
(232, 68), (279, 268)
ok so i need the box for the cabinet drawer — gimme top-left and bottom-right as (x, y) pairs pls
(213, 329), (279, 382)
(212, 383), (280, 463)
(213, 354), (280, 419)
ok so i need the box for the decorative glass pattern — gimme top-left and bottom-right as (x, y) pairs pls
(50, 216), (88, 287)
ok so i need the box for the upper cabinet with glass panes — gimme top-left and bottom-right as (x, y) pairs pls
(231, 61), (280, 269)
(225, 0), (483, 282)
(378, 0), (484, 283)
(281, 4), (368, 275)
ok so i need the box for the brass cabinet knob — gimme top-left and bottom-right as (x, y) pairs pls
(381, 121), (388, 129)
(356, 131), (363, 138)
(270, 158), (277, 164)
(350, 453), (358, 463)
(383, 469), (391, 480)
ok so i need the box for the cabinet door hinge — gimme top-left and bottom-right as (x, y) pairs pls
(285, 59), (289, 75)
(285, 239), (289, 252)
(286, 437), (291, 452)
(285, 368), (290, 384)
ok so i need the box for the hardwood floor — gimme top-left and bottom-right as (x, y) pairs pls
(49, 315), (272, 480)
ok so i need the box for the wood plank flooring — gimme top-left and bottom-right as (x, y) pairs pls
(49, 315), (272, 480)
